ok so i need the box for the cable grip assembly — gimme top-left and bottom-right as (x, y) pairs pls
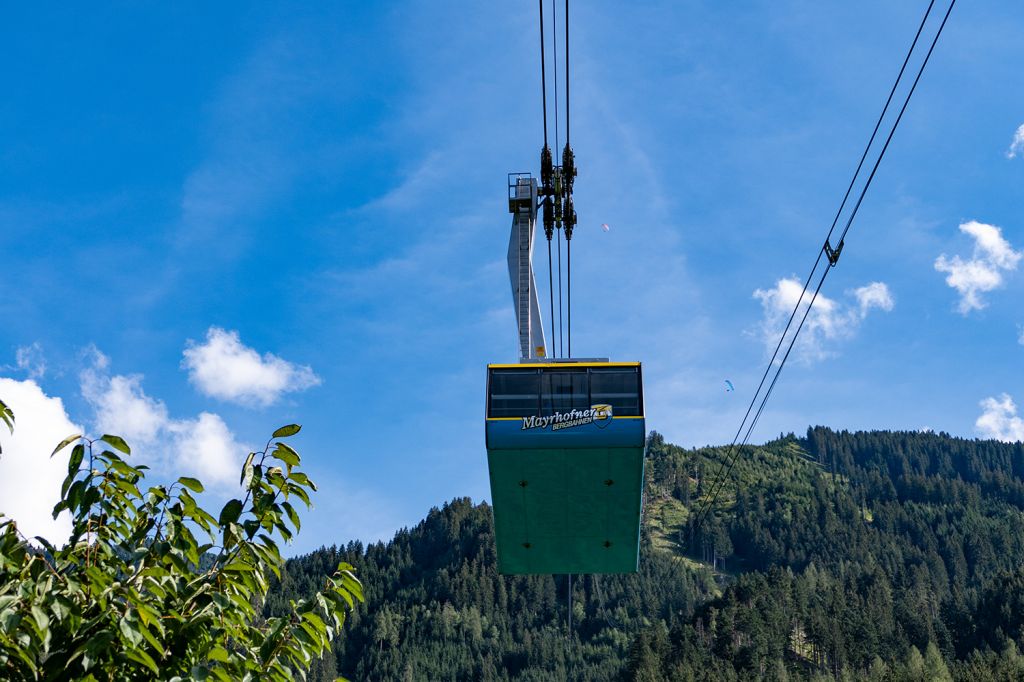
(824, 239), (844, 267)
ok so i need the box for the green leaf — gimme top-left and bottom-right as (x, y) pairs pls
(282, 501), (301, 533)
(272, 424), (301, 438)
(178, 477), (204, 493)
(119, 616), (143, 647)
(208, 645), (230, 663)
(274, 442), (300, 468)
(67, 480), (86, 513)
(30, 604), (49, 632)
(126, 648), (160, 675)
(218, 499), (243, 526)
(51, 433), (82, 457)
(1, 609), (21, 632)
(242, 519), (260, 539)
(0, 398), (14, 435)
(138, 622), (166, 656)
(101, 434), (131, 455)
(32, 535), (57, 555)
(240, 452), (255, 487)
(68, 444), (85, 475)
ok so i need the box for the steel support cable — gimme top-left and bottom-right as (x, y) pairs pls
(689, 0), (942, 535)
(564, 0), (572, 356)
(688, 0), (954, 540)
(565, 0), (570, 145)
(833, 0), (955, 252)
(558, 229), (564, 357)
(549, 240), (556, 357)
(538, 0), (549, 148)
(693, 0), (956, 540)
(539, 0), (557, 358)
(553, 0), (559, 154)
(552, 0), (567, 357)
(741, 0), (958, 454)
(702, 271), (831, 527)
(692, 0), (938, 531)
(567, 244), (573, 357)
(742, 273), (829, 450)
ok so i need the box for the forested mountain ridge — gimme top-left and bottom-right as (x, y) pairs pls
(265, 428), (1024, 680)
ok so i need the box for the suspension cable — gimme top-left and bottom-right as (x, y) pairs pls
(552, 0), (559, 154)
(565, 0), (570, 146)
(690, 0), (939, 538)
(689, 0), (955, 542)
(538, 0), (548, 149)
(563, 0), (572, 357)
(558, 229), (564, 357)
(567, 239), (571, 358)
(549, 240), (556, 357)
(552, 0), (563, 358)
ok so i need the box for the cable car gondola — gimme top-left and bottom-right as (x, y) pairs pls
(485, 174), (645, 575)
(486, 360), (645, 574)
(486, 4), (645, 575)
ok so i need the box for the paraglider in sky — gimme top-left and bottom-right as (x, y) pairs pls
(724, 379), (734, 392)
(601, 223), (610, 232)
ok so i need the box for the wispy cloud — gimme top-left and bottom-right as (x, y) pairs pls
(752, 278), (893, 362)
(2, 343), (48, 381)
(82, 348), (247, 487)
(976, 393), (1024, 442)
(182, 327), (320, 407)
(136, 32), (353, 308)
(1007, 124), (1024, 159)
(934, 220), (1021, 313)
(176, 35), (323, 246)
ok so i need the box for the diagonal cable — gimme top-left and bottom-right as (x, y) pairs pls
(689, 0), (954, 541)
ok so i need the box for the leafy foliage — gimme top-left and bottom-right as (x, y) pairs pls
(0, 398), (13, 454)
(0, 423), (363, 681)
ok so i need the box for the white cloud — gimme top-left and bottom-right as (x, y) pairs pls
(934, 221), (1021, 313)
(81, 354), (246, 488)
(1007, 124), (1024, 159)
(14, 343), (46, 380)
(82, 371), (168, 447)
(976, 394), (1024, 442)
(853, 282), (895, 317)
(0, 378), (81, 543)
(182, 327), (320, 407)
(167, 413), (242, 487)
(752, 278), (893, 362)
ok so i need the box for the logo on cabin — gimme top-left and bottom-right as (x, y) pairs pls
(521, 404), (613, 431)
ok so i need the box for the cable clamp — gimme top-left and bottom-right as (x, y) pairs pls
(824, 239), (844, 267)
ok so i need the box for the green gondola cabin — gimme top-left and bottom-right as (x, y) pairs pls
(485, 360), (645, 574)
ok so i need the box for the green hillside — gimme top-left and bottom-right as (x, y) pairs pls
(265, 428), (1024, 680)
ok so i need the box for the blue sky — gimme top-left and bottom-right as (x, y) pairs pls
(1, 1), (1022, 554)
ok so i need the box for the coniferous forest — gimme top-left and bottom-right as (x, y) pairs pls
(264, 428), (1024, 680)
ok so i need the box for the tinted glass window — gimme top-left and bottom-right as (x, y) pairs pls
(541, 371), (589, 415)
(488, 370), (540, 418)
(589, 368), (641, 416)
